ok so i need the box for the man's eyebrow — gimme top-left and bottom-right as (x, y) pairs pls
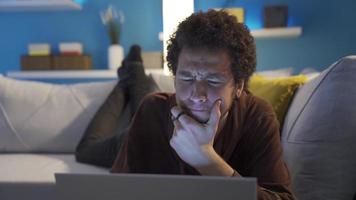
(205, 73), (227, 80)
(177, 70), (227, 79)
(176, 70), (192, 76)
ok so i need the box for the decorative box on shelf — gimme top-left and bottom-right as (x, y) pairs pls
(52, 55), (91, 70)
(20, 55), (92, 70)
(6, 69), (165, 79)
(21, 55), (51, 70)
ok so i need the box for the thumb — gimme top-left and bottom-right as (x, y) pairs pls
(207, 99), (221, 127)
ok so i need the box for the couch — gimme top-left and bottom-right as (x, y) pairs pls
(1, 56), (355, 200)
(0, 79), (116, 200)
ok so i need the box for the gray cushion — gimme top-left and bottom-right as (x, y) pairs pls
(0, 77), (116, 153)
(282, 56), (356, 200)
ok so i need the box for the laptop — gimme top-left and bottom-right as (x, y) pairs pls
(55, 173), (257, 200)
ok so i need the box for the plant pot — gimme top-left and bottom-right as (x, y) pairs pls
(108, 44), (124, 70)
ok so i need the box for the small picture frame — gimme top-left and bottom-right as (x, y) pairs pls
(263, 5), (288, 28)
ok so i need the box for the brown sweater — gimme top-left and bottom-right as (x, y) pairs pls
(111, 92), (295, 200)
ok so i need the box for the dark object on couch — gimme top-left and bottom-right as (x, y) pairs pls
(75, 45), (159, 167)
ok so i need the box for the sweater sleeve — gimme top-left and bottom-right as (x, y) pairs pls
(241, 98), (295, 200)
(110, 93), (174, 173)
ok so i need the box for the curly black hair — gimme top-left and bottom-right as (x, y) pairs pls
(166, 9), (256, 89)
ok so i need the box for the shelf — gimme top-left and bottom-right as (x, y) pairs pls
(251, 27), (302, 39)
(6, 69), (165, 79)
(0, 0), (82, 11)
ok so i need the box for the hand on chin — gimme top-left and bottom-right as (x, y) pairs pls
(169, 100), (222, 167)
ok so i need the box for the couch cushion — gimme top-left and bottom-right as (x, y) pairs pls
(0, 154), (108, 183)
(0, 77), (117, 153)
(249, 74), (307, 125)
(282, 56), (356, 200)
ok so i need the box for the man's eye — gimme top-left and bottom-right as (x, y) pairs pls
(180, 78), (193, 82)
(208, 80), (222, 85)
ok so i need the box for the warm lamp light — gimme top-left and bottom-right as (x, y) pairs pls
(162, 0), (194, 75)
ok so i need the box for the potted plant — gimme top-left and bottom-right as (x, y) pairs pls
(100, 5), (125, 70)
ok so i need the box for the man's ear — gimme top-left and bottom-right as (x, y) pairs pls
(236, 81), (244, 98)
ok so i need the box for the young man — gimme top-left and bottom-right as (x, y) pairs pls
(111, 10), (295, 200)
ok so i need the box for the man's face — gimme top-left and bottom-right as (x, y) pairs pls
(174, 47), (240, 123)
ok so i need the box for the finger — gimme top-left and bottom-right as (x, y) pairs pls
(172, 113), (198, 139)
(171, 106), (196, 131)
(171, 106), (205, 135)
(169, 134), (178, 150)
(176, 112), (204, 134)
(171, 122), (186, 148)
(207, 99), (222, 127)
(170, 106), (184, 120)
(172, 125), (178, 137)
(171, 106), (185, 122)
(172, 119), (197, 145)
(172, 116), (182, 129)
(172, 116), (186, 137)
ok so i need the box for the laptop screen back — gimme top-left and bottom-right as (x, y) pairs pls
(55, 173), (257, 200)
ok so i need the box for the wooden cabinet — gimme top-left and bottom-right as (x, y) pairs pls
(21, 55), (92, 70)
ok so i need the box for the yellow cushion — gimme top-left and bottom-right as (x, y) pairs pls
(249, 74), (308, 124)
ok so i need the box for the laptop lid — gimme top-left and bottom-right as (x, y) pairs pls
(55, 173), (257, 200)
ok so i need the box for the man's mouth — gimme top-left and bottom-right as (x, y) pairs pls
(180, 106), (210, 123)
(190, 109), (208, 112)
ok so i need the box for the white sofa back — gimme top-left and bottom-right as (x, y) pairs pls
(0, 77), (117, 153)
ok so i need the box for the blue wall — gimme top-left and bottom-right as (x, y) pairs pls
(1, 0), (356, 75)
(0, 0), (162, 73)
(196, 0), (356, 73)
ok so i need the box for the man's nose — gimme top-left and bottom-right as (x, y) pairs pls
(190, 81), (207, 103)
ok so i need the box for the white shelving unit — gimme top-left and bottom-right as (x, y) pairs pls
(6, 69), (165, 79)
(0, 0), (82, 11)
(7, 70), (117, 79)
(251, 27), (302, 39)
(160, 27), (302, 40)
